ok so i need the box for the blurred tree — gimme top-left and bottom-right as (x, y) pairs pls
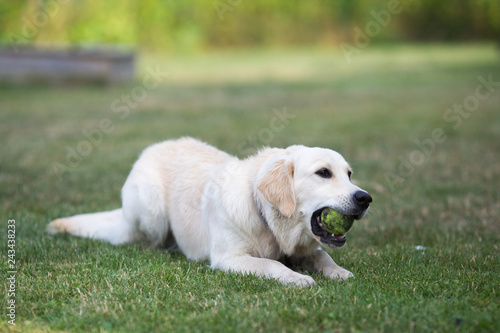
(0, 0), (497, 52)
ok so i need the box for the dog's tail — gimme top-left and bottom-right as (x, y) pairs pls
(47, 209), (135, 245)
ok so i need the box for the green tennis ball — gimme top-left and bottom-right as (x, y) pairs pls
(320, 208), (354, 235)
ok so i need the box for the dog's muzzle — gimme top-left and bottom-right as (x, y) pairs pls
(310, 191), (372, 248)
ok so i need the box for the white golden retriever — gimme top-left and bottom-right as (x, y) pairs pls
(48, 137), (372, 286)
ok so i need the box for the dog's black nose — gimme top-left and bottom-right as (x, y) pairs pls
(353, 191), (372, 209)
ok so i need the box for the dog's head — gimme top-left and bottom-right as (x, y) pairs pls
(255, 146), (372, 254)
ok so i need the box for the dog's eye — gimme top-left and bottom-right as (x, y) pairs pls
(348, 171), (352, 179)
(315, 168), (332, 179)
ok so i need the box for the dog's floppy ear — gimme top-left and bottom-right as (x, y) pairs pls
(257, 159), (296, 218)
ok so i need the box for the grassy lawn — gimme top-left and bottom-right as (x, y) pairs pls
(1, 43), (499, 332)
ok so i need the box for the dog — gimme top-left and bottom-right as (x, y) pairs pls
(48, 137), (372, 286)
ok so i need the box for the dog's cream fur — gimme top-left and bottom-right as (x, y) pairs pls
(48, 137), (371, 286)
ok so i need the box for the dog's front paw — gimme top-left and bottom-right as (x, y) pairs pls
(280, 273), (316, 287)
(325, 267), (354, 281)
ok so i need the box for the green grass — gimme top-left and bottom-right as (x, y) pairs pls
(1, 43), (499, 332)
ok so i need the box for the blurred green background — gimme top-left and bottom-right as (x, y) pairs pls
(1, 0), (498, 52)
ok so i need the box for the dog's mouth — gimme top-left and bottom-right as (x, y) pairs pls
(310, 208), (362, 248)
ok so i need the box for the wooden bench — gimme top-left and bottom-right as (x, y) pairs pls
(0, 46), (135, 84)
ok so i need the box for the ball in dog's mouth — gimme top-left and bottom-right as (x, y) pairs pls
(319, 208), (355, 236)
(310, 208), (356, 248)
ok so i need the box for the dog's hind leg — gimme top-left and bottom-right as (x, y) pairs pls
(121, 174), (170, 248)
